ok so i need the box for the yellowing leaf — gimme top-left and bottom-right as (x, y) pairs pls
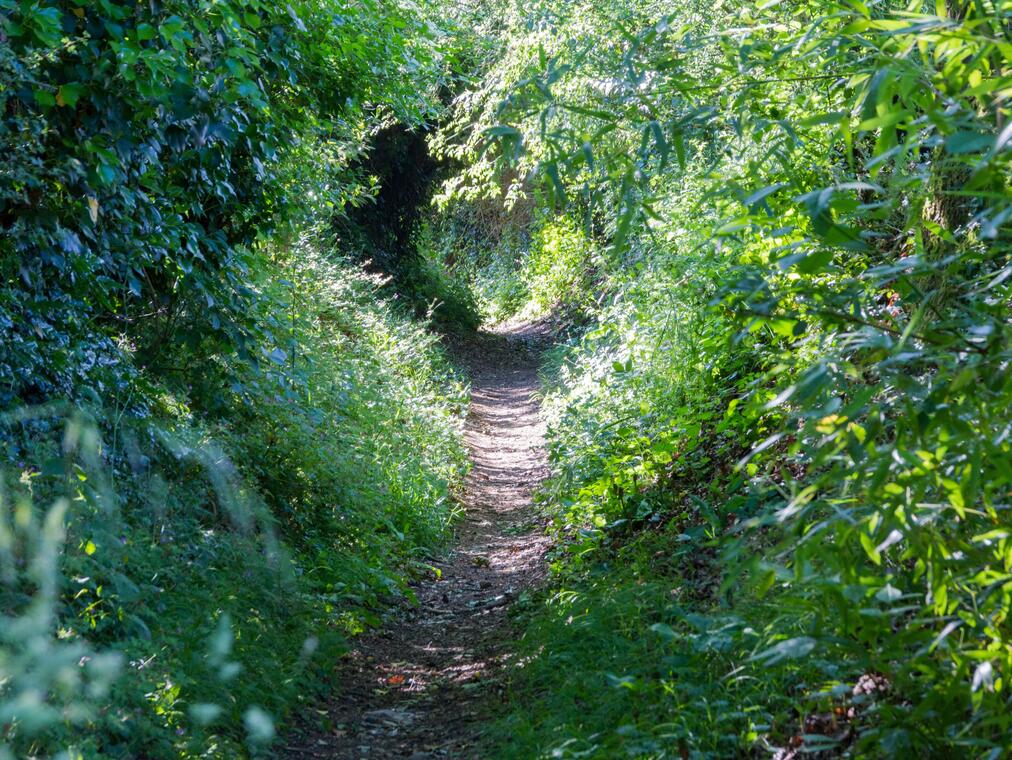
(860, 532), (881, 565)
(946, 486), (965, 517)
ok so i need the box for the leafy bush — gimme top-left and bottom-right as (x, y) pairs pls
(0, 0), (443, 407)
(1, 3), (471, 753)
(436, 0), (1012, 755)
(522, 215), (597, 317)
(416, 204), (533, 323)
(1, 230), (468, 757)
(5, 0), (1011, 755)
(422, 209), (597, 323)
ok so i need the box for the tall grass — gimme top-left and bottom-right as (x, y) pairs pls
(0, 230), (468, 758)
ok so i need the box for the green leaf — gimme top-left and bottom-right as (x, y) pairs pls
(756, 567), (777, 597)
(672, 130), (686, 169)
(749, 637), (816, 665)
(56, 83), (84, 108)
(34, 89), (56, 108)
(744, 183), (786, 209)
(946, 131), (991, 155)
(860, 532), (882, 565)
(649, 121), (669, 166)
(546, 162), (567, 205)
(649, 623), (678, 641)
(486, 125), (521, 139)
(795, 249), (833, 274)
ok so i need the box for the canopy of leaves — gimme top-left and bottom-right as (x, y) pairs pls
(0, 0), (445, 406)
(432, 0), (1012, 755)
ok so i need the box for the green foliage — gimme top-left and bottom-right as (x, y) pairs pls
(522, 215), (597, 317)
(401, 220), (483, 331)
(416, 200), (535, 323)
(4, 0), (1011, 755)
(0, 1), (473, 751)
(1, 230), (468, 757)
(437, 0), (1012, 755)
(422, 209), (597, 323)
(492, 540), (799, 759)
(0, 0), (444, 407)
(228, 228), (470, 551)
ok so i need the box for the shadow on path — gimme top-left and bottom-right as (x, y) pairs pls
(281, 320), (552, 758)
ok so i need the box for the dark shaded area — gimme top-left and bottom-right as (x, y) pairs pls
(336, 123), (480, 329)
(339, 124), (441, 276)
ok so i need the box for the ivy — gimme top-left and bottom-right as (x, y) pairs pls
(0, 0), (445, 406)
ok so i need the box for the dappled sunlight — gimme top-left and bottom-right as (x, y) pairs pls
(4, 0), (1009, 756)
(282, 323), (552, 757)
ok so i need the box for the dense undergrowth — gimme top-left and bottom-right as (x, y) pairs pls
(3, 0), (1011, 757)
(427, 0), (1012, 756)
(1, 231), (469, 758)
(1, 1), (473, 756)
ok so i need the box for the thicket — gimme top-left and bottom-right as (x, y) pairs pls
(4, 0), (1011, 757)
(431, 0), (1012, 756)
(1, 1), (471, 756)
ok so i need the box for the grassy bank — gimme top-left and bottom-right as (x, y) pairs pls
(2, 230), (469, 758)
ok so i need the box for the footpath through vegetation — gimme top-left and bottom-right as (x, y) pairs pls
(2, 0), (1011, 758)
(283, 323), (551, 758)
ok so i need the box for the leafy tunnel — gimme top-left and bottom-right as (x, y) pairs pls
(1, 0), (1010, 758)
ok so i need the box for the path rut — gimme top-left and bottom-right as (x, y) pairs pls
(283, 322), (551, 758)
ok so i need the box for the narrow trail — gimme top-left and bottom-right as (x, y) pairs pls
(284, 321), (552, 758)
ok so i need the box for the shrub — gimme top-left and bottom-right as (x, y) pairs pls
(436, 0), (1012, 755)
(0, 0), (443, 407)
(0, 230), (469, 758)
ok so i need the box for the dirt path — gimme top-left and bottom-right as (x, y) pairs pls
(282, 322), (551, 758)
